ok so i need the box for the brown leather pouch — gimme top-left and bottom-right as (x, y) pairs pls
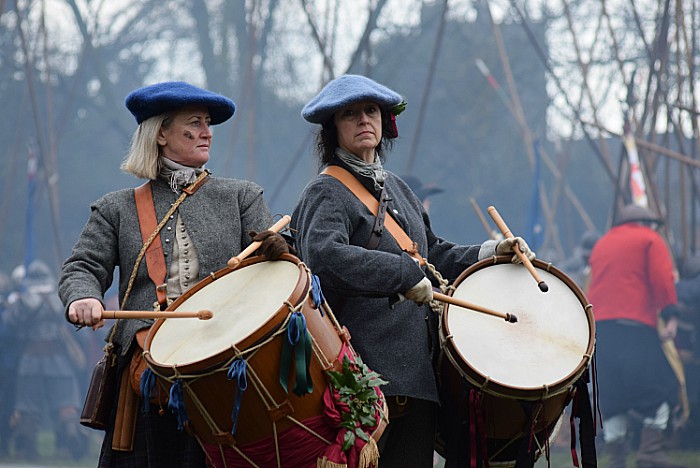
(129, 328), (169, 406)
(80, 343), (118, 430)
(112, 366), (140, 451)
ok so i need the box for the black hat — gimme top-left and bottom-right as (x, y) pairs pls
(125, 81), (236, 125)
(615, 204), (662, 226)
(403, 175), (445, 202)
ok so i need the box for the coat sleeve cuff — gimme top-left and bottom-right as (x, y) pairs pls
(478, 239), (499, 260)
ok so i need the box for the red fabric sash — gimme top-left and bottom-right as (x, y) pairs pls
(204, 343), (384, 468)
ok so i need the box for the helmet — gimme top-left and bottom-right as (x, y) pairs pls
(682, 256), (700, 279)
(12, 260), (55, 294)
(579, 230), (601, 254)
(11, 264), (26, 288)
(614, 204), (662, 226)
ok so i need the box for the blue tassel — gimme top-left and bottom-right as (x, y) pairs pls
(168, 379), (189, 430)
(226, 358), (248, 435)
(287, 311), (303, 345)
(279, 312), (313, 396)
(140, 368), (157, 413)
(311, 275), (325, 313)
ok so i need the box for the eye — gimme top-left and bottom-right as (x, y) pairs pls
(366, 105), (379, 116)
(341, 109), (355, 118)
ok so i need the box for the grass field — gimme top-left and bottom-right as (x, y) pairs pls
(3, 430), (700, 467)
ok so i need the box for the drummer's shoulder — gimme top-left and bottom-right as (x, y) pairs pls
(205, 175), (265, 194)
(299, 172), (349, 197)
(89, 187), (140, 210)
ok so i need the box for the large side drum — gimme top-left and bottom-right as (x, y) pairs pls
(438, 256), (594, 466)
(143, 254), (386, 466)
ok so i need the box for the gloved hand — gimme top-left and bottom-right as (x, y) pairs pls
(403, 277), (433, 305)
(496, 236), (536, 264)
(250, 230), (291, 261)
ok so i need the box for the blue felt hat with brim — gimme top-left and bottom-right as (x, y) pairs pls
(125, 81), (236, 125)
(302, 75), (403, 124)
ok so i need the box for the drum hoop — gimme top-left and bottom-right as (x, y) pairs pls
(440, 256), (595, 400)
(143, 254), (310, 376)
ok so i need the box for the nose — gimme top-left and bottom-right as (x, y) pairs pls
(201, 124), (213, 138)
(357, 110), (371, 124)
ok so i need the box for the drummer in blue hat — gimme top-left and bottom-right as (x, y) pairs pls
(59, 82), (288, 466)
(291, 75), (535, 467)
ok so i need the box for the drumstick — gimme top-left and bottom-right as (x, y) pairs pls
(487, 206), (549, 292)
(433, 292), (517, 323)
(227, 215), (292, 268)
(101, 310), (214, 320)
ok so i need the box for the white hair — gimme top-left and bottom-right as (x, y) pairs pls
(120, 113), (174, 179)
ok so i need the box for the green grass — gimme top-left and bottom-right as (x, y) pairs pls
(5, 430), (700, 467)
(0, 430), (101, 467)
(433, 445), (700, 467)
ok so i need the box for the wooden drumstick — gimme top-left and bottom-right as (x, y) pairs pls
(433, 292), (517, 323)
(487, 206), (549, 292)
(101, 310), (214, 320)
(227, 215), (292, 268)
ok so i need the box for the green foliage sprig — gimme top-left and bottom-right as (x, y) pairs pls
(327, 354), (388, 451)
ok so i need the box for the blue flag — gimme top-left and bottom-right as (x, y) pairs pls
(526, 141), (544, 252)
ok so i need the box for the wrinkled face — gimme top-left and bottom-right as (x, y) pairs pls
(334, 100), (382, 163)
(157, 105), (212, 167)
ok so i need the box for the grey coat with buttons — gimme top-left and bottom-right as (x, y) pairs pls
(58, 176), (272, 361)
(291, 165), (481, 402)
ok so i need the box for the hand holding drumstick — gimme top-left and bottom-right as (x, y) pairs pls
(227, 215), (292, 268)
(487, 206), (548, 292)
(68, 216), (292, 329)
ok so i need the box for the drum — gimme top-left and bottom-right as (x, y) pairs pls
(437, 256), (595, 466)
(143, 254), (386, 465)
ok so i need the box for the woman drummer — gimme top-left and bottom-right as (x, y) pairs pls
(59, 81), (288, 466)
(290, 74), (535, 467)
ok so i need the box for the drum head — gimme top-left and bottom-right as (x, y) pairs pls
(446, 261), (591, 392)
(149, 260), (301, 366)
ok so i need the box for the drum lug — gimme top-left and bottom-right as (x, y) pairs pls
(211, 431), (236, 446)
(268, 400), (294, 422)
(340, 325), (352, 343)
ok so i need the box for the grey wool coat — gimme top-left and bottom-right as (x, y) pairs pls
(59, 176), (273, 360)
(291, 163), (482, 403)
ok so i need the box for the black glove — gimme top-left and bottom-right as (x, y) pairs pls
(250, 230), (291, 261)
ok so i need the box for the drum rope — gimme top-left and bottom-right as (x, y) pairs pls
(424, 260), (454, 315)
(197, 437), (224, 468)
(243, 355), (284, 410)
(283, 415), (333, 445)
(528, 402), (547, 455)
(144, 330), (293, 440)
(272, 423), (281, 468)
(144, 273), (345, 462)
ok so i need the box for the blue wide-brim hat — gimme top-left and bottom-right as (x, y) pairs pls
(125, 81), (236, 125)
(301, 75), (403, 124)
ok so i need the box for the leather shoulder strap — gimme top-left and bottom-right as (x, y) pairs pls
(321, 165), (424, 265)
(134, 182), (167, 307)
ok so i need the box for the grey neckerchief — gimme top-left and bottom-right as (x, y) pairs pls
(159, 157), (204, 193)
(334, 147), (386, 192)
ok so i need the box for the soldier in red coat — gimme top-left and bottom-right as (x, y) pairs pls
(588, 204), (684, 468)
